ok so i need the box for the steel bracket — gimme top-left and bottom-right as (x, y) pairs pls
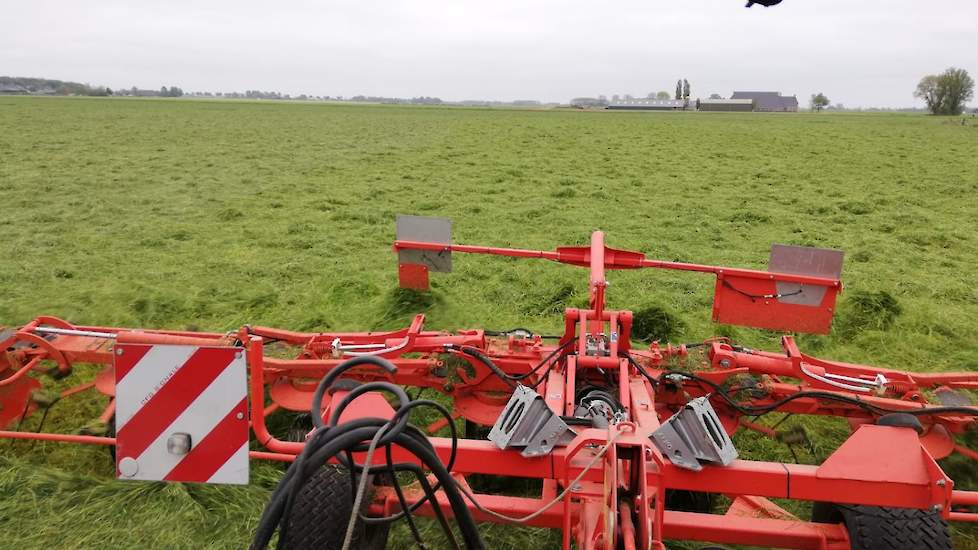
(650, 396), (737, 471)
(489, 385), (576, 457)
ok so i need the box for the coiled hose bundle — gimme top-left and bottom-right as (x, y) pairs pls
(250, 355), (485, 550)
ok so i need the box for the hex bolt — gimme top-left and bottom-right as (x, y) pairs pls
(236, 412), (245, 420)
(719, 359), (731, 368)
(936, 479), (946, 487)
(116, 348), (124, 356)
(932, 504), (943, 512)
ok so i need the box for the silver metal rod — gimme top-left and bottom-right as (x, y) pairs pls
(33, 327), (118, 339)
(824, 372), (883, 387)
(336, 343), (388, 350)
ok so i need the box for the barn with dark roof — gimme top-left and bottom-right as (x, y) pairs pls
(730, 91), (799, 112)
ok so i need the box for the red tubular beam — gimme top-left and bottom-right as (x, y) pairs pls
(394, 240), (560, 261)
(371, 490), (565, 529)
(955, 445), (978, 462)
(656, 460), (942, 511)
(589, 231), (606, 319)
(262, 357), (431, 373)
(662, 510), (848, 549)
(116, 331), (230, 347)
(248, 337), (304, 455)
(82, 327), (225, 338)
(640, 259), (840, 287)
(0, 356), (44, 387)
(0, 431), (115, 446)
(371, 488), (851, 549)
(0, 428), (296, 464)
(953, 490), (978, 507)
(61, 380), (97, 398)
(393, 240), (841, 288)
(590, 231), (605, 287)
(249, 451), (295, 463)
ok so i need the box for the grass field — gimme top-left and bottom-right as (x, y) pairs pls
(2, 96), (978, 548)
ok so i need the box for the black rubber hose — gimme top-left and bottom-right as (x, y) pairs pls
(658, 369), (978, 418)
(449, 338), (577, 389)
(281, 427), (482, 549)
(621, 353), (659, 389)
(309, 355), (398, 429)
(253, 354), (481, 550)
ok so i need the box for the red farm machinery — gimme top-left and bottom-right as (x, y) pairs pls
(2, 215), (978, 550)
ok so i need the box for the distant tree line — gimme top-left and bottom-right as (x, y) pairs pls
(347, 95), (443, 105)
(0, 76), (111, 96)
(915, 67), (974, 115)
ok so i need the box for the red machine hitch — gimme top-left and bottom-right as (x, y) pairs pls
(2, 216), (977, 549)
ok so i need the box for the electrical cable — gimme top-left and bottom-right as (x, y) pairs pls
(621, 353), (659, 389)
(457, 430), (621, 524)
(721, 279), (802, 302)
(447, 338), (577, 389)
(656, 367), (978, 419)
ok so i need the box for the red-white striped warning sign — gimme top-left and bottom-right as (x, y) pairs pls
(114, 344), (249, 484)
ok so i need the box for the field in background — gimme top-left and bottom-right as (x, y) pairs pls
(2, 97), (978, 548)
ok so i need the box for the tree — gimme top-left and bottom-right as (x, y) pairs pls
(675, 80), (682, 100)
(810, 93), (830, 112)
(915, 68), (974, 115)
(656, 91), (671, 100)
(682, 79), (691, 99)
(939, 68), (974, 115)
(160, 86), (168, 96)
(915, 75), (944, 114)
(709, 93), (723, 100)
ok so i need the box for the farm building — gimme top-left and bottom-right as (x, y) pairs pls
(731, 91), (799, 112)
(607, 98), (688, 111)
(0, 84), (29, 95)
(697, 98), (754, 112)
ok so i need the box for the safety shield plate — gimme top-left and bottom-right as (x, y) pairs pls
(113, 344), (249, 484)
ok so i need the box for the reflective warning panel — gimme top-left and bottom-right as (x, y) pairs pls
(114, 344), (248, 484)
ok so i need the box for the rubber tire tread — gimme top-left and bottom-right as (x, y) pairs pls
(280, 465), (389, 550)
(812, 503), (951, 550)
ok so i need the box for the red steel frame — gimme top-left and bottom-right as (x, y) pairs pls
(2, 230), (978, 549)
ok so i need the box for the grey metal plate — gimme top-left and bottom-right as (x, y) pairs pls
(769, 244), (844, 306)
(935, 388), (972, 407)
(396, 214), (452, 273)
(650, 396), (737, 471)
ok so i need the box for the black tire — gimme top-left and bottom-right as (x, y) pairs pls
(281, 465), (390, 550)
(665, 489), (714, 513)
(465, 420), (491, 440)
(810, 502), (951, 550)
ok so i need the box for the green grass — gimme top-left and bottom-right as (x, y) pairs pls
(2, 96), (978, 548)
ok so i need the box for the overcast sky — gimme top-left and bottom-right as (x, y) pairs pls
(3, 0), (975, 107)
